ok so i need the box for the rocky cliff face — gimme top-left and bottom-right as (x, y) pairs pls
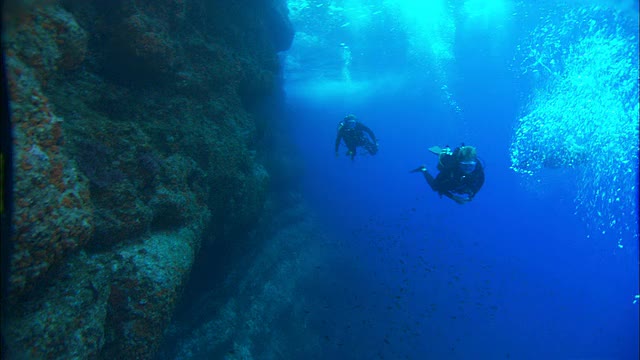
(2, 0), (293, 358)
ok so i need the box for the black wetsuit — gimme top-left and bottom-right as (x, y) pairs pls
(334, 122), (378, 159)
(423, 147), (485, 201)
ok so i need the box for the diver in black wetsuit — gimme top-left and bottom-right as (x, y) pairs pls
(411, 145), (485, 204)
(334, 114), (378, 160)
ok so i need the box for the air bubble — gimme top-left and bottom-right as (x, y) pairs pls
(510, 4), (638, 246)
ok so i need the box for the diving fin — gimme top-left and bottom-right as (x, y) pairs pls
(428, 146), (442, 155)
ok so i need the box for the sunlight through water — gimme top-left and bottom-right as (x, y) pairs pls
(285, 0), (459, 108)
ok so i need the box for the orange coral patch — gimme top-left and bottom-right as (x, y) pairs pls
(50, 161), (64, 191)
(20, 160), (33, 171)
(51, 123), (62, 142)
(61, 195), (74, 208)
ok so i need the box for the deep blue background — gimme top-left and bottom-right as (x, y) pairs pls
(282, 2), (639, 358)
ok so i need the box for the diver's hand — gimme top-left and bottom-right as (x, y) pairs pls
(453, 197), (469, 205)
(409, 165), (427, 173)
(449, 193), (471, 204)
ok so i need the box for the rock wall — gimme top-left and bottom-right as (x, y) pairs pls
(2, 0), (293, 358)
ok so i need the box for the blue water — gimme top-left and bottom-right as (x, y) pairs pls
(282, 1), (639, 359)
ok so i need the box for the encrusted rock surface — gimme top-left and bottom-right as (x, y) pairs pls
(2, 0), (293, 358)
(157, 201), (327, 359)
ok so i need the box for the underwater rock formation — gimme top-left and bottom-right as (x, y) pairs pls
(157, 204), (326, 359)
(2, 0), (293, 358)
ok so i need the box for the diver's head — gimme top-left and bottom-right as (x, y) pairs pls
(457, 146), (478, 174)
(343, 114), (357, 129)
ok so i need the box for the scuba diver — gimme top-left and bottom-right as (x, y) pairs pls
(410, 144), (484, 204)
(334, 114), (378, 160)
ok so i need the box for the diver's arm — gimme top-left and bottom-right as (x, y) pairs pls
(359, 123), (377, 143)
(468, 165), (485, 198)
(443, 191), (469, 204)
(334, 131), (343, 153)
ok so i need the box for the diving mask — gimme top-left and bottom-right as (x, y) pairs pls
(459, 160), (477, 174)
